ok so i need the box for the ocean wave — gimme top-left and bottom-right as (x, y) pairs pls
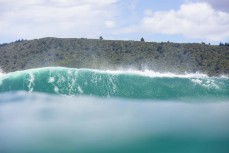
(0, 67), (228, 99)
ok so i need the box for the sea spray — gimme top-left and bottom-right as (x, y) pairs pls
(0, 67), (5, 85)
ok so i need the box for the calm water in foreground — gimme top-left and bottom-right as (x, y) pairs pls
(0, 92), (229, 153)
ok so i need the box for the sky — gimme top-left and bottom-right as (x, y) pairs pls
(0, 0), (229, 44)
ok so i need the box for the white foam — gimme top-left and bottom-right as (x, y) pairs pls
(28, 72), (35, 93)
(48, 77), (55, 83)
(77, 86), (83, 94)
(191, 78), (219, 89)
(0, 67), (5, 77)
(191, 79), (203, 84)
(2, 67), (228, 79)
(220, 75), (229, 79)
(54, 86), (59, 93)
(90, 69), (210, 78)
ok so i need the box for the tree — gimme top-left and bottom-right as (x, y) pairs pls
(140, 37), (145, 42)
(99, 36), (103, 40)
(219, 42), (224, 46)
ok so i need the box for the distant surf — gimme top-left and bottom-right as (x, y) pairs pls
(0, 67), (228, 100)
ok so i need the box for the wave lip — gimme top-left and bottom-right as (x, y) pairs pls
(0, 67), (228, 100)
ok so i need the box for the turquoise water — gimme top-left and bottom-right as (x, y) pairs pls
(0, 67), (228, 99)
(0, 67), (229, 153)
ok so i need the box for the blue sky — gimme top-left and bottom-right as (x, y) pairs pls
(0, 0), (229, 44)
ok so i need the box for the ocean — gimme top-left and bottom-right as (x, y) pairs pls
(0, 67), (229, 153)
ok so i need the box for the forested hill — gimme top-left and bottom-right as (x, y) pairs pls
(0, 37), (228, 76)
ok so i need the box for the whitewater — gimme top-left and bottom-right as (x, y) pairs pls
(0, 67), (229, 153)
(0, 67), (228, 100)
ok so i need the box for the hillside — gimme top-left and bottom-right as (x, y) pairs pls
(0, 37), (228, 76)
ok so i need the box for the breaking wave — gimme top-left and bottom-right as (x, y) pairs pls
(0, 67), (228, 100)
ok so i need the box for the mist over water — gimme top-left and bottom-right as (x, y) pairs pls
(0, 67), (229, 153)
(0, 92), (229, 153)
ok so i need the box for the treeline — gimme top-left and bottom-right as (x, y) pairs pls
(0, 37), (228, 76)
(0, 39), (26, 47)
(219, 42), (229, 46)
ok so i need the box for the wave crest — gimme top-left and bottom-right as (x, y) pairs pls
(0, 67), (228, 99)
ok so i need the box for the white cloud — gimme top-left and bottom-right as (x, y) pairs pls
(117, 2), (229, 41)
(105, 20), (116, 28)
(201, 0), (229, 12)
(1, 0), (229, 42)
(0, 0), (117, 40)
(129, 0), (139, 12)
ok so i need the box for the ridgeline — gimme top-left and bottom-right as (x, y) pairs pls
(0, 37), (228, 76)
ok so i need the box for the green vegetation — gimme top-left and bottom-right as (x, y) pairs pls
(0, 37), (228, 76)
(219, 42), (229, 46)
(141, 37), (145, 42)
